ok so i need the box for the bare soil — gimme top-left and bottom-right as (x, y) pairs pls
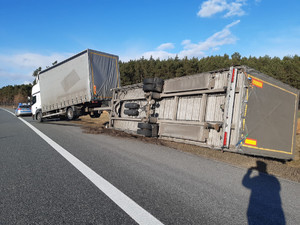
(76, 112), (300, 183)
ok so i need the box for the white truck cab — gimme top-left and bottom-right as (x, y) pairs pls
(29, 49), (119, 122)
(31, 78), (41, 118)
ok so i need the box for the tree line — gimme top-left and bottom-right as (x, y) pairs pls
(119, 53), (300, 89)
(0, 84), (32, 106)
(1, 53), (299, 105)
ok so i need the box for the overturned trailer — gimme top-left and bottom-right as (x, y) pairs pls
(109, 66), (299, 160)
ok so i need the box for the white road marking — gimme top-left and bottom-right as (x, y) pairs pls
(1, 108), (164, 225)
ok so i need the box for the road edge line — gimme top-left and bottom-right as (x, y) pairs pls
(0, 108), (164, 225)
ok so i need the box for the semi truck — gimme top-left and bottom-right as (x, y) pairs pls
(31, 49), (120, 122)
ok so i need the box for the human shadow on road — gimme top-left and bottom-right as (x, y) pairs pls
(242, 161), (285, 225)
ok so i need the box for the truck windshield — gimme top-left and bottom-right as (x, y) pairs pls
(20, 105), (31, 108)
(32, 96), (36, 105)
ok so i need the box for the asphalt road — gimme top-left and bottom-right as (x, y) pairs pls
(0, 108), (299, 225)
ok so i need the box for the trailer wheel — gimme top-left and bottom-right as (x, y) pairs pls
(90, 111), (101, 118)
(124, 103), (140, 109)
(137, 128), (152, 137)
(103, 122), (109, 128)
(36, 112), (43, 123)
(124, 109), (139, 116)
(67, 107), (75, 120)
(138, 122), (152, 129)
(143, 84), (163, 93)
(143, 77), (164, 85)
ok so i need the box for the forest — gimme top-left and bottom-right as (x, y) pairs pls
(119, 53), (300, 89)
(0, 53), (299, 106)
(0, 84), (32, 106)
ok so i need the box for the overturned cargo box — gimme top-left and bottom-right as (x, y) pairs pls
(110, 66), (299, 160)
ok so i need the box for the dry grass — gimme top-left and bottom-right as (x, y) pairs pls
(73, 111), (110, 129)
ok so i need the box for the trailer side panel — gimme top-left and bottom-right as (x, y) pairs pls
(40, 52), (91, 112)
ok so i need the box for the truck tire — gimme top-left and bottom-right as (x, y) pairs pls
(138, 122), (152, 129)
(137, 128), (152, 137)
(124, 109), (139, 116)
(124, 103), (140, 109)
(143, 83), (163, 93)
(36, 112), (43, 123)
(103, 122), (109, 128)
(90, 111), (101, 118)
(143, 78), (164, 85)
(67, 107), (75, 120)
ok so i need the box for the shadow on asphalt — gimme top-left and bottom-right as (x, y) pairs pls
(242, 161), (285, 225)
(30, 118), (81, 127)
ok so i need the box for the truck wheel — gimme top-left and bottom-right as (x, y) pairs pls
(143, 78), (164, 85)
(137, 128), (152, 137)
(103, 122), (109, 128)
(124, 109), (139, 116)
(138, 122), (152, 129)
(143, 84), (163, 93)
(36, 112), (43, 123)
(124, 103), (140, 109)
(67, 107), (75, 120)
(90, 111), (101, 118)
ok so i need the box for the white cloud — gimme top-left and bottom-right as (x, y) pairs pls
(225, 0), (246, 17)
(23, 81), (32, 85)
(198, 0), (227, 17)
(225, 19), (241, 28)
(179, 20), (240, 58)
(0, 52), (72, 87)
(140, 20), (240, 60)
(0, 69), (32, 88)
(0, 52), (71, 70)
(0, 70), (23, 79)
(198, 0), (246, 18)
(142, 50), (176, 60)
(156, 43), (175, 51)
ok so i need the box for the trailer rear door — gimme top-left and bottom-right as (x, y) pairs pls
(240, 74), (298, 159)
(88, 50), (120, 100)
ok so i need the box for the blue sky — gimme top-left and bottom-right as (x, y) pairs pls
(0, 0), (299, 88)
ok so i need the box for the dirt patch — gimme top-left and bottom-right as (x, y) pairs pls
(297, 119), (300, 135)
(76, 114), (300, 182)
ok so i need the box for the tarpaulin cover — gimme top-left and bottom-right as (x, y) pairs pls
(38, 49), (120, 112)
(88, 49), (120, 100)
(240, 67), (299, 159)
